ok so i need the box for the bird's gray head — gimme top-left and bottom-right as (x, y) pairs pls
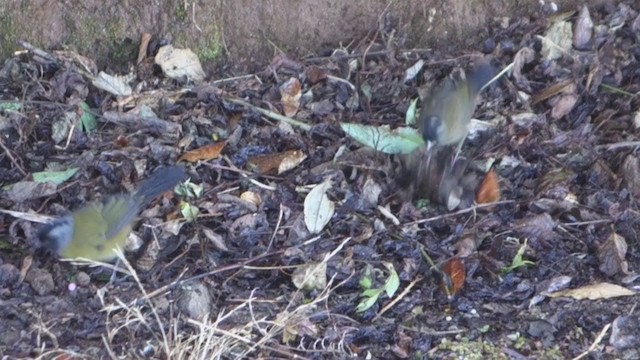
(422, 115), (443, 143)
(38, 216), (75, 256)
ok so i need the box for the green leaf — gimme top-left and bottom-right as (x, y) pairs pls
(359, 264), (373, 289)
(405, 98), (419, 126)
(340, 123), (425, 154)
(355, 291), (380, 313)
(0, 102), (21, 112)
(361, 288), (383, 298)
(175, 180), (202, 198)
(501, 238), (536, 274)
(180, 201), (200, 222)
(78, 102), (97, 132)
(32, 168), (79, 185)
(382, 262), (400, 298)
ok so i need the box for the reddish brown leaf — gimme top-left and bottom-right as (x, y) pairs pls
(248, 149), (306, 174)
(178, 141), (226, 162)
(305, 65), (327, 84)
(440, 257), (466, 297)
(114, 134), (129, 148)
(476, 169), (501, 204)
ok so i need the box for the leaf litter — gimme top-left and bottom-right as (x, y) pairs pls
(1, 3), (640, 359)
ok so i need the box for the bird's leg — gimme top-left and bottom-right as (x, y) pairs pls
(425, 141), (435, 174)
(452, 137), (466, 165)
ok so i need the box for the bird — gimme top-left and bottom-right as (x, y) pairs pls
(418, 62), (495, 166)
(38, 165), (187, 262)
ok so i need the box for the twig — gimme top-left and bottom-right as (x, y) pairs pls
(0, 137), (28, 176)
(405, 200), (515, 227)
(596, 141), (640, 151)
(373, 276), (422, 322)
(562, 219), (612, 227)
(212, 74), (260, 85)
(571, 322), (611, 360)
(225, 97), (312, 131)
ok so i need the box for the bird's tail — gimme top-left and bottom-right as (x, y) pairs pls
(466, 62), (495, 95)
(135, 165), (187, 203)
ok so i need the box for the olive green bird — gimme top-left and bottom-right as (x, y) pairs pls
(39, 166), (186, 262)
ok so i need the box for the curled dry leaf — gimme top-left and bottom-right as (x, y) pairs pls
(454, 234), (481, 258)
(278, 150), (307, 174)
(440, 257), (466, 298)
(476, 169), (501, 204)
(304, 180), (335, 234)
(573, 6), (594, 50)
(248, 149), (306, 174)
(597, 232), (628, 276)
(541, 20), (573, 61)
(514, 213), (556, 242)
(240, 191), (262, 207)
(6, 181), (57, 202)
(551, 94), (579, 120)
(279, 77), (302, 117)
(621, 154), (640, 197)
(178, 141), (226, 163)
(512, 47), (535, 91)
(291, 261), (327, 291)
(202, 227), (229, 252)
(305, 65), (327, 84)
(548, 282), (636, 300)
(154, 45), (205, 83)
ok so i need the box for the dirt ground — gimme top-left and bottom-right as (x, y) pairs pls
(2, 1), (640, 359)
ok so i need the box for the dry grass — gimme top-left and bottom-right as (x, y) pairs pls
(35, 244), (356, 359)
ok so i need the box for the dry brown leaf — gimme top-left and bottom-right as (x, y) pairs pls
(476, 169), (501, 204)
(305, 65), (327, 84)
(573, 6), (594, 50)
(551, 94), (579, 119)
(280, 77), (302, 117)
(178, 141), (226, 162)
(240, 191), (262, 207)
(597, 232), (629, 276)
(512, 47), (535, 91)
(531, 79), (575, 105)
(548, 283), (636, 300)
(622, 154), (640, 197)
(278, 150), (307, 174)
(440, 257), (465, 297)
(248, 149), (306, 174)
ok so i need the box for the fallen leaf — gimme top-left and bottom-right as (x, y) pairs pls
(551, 94), (579, 119)
(573, 5), (594, 50)
(440, 257), (466, 297)
(32, 168), (79, 185)
(548, 283), (636, 300)
(5, 181), (58, 202)
(291, 261), (327, 291)
(280, 77), (302, 117)
(541, 20), (573, 61)
(340, 123), (424, 155)
(597, 232), (628, 276)
(155, 45), (206, 83)
(178, 141), (226, 162)
(304, 180), (335, 234)
(248, 149), (306, 174)
(202, 227), (229, 252)
(305, 66), (327, 84)
(91, 71), (132, 96)
(476, 169), (501, 204)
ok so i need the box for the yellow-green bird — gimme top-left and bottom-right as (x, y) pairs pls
(418, 62), (494, 164)
(39, 166), (186, 262)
